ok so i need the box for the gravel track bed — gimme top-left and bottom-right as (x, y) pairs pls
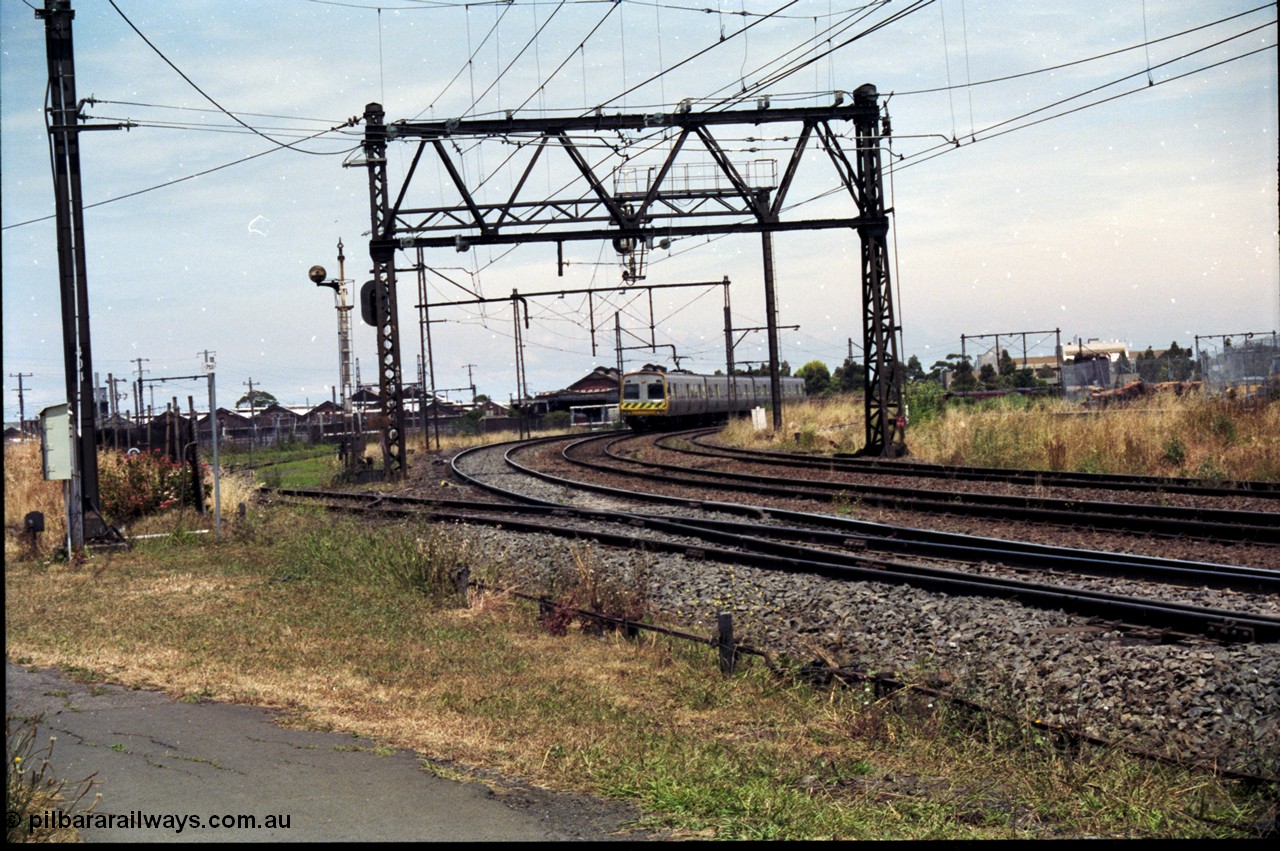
(463, 441), (1280, 619)
(411, 441), (1280, 777)
(542, 440), (1280, 570)
(456, 523), (1280, 779)
(639, 437), (1280, 513)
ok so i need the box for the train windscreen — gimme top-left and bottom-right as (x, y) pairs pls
(623, 375), (666, 401)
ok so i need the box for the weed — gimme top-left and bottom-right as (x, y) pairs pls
(6, 717), (100, 843)
(1076, 450), (1107, 474)
(1194, 458), (1227, 483)
(537, 544), (650, 635)
(1209, 410), (1238, 446)
(831, 491), (861, 517)
(1161, 436), (1187, 468)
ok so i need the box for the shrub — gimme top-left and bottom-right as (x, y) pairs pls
(1161, 436), (1187, 468)
(543, 411), (571, 430)
(97, 450), (207, 523)
(903, 381), (946, 426)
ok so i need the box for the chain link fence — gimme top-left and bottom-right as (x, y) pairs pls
(1197, 334), (1279, 400)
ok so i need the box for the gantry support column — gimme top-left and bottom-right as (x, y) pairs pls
(362, 102), (408, 478)
(852, 84), (906, 457)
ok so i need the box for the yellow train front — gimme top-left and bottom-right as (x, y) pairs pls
(620, 367), (804, 431)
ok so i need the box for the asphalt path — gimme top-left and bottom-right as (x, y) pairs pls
(6, 663), (658, 842)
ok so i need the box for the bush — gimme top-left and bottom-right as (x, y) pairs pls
(543, 411), (571, 430)
(904, 381), (946, 426)
(1161, 436), (1187, 468)
(97, 450), (207, 523)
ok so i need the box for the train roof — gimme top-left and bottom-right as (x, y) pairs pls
(623, 369), (802, 380)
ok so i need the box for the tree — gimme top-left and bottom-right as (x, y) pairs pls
(1166, 341), (1194, 381)
(832, 357), (866, 393)
(998, 349), (1016, 377)
(1116, 352), (1133, 378)
(795, 360), (832, 396)
(978, 363), (998, 387)
(735, 360), (790, 377)
(237, 389), (278, 410)
(459, 407), (486, 435)
(950, 356), (977, 391)
(905, 355), (926, 383)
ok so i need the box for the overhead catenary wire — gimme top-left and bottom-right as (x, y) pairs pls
(106, 0), (337, 156)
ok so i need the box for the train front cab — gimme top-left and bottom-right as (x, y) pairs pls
(621, 371), (667, 430)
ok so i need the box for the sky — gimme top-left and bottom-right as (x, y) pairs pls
(3, 0), (1277, 422)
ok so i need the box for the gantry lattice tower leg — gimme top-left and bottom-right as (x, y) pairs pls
(853, 85), (906, 457)
(362, 102), (408, 478)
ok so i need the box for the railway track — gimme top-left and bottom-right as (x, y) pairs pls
(674, 430), (1280, 498)
(269, 433), (1270, 643)
(275, 482), (1280, 644)
(270, 431), (1280, 778)
(578, 433), (1280, 545)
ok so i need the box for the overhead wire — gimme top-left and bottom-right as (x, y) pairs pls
(460, 1), (567, 119)
(106, 0), (337, 156)
(891, 21), (1277, 172)
(704, 0), (939, 111)
(889, 2), (1273, 96)
(351, 3), (1273, 366)
(3, 118), (361, 231)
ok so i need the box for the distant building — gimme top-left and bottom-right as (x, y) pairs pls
(523, 366), (620, 416)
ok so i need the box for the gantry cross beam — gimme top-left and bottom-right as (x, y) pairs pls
(362, 85), (905, 466)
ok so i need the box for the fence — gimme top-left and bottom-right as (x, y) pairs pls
(461, 571), (1276, 785)
(1198, 337), (1279, 399)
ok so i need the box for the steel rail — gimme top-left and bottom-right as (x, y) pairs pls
(445, 437), (1280, 641)
(583, 434), (1280, 543)
(492, 434), (1276, 580)
(674, 431), (1280, 499)
(274, 480), (1279, 595)
(273, 482), (1280, 644)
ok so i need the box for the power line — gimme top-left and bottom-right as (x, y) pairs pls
(888, 2), (1275, 97)
(893, 29), (1277, 173)
(2, 118), (361, 231)
(106, 0), (338, 156)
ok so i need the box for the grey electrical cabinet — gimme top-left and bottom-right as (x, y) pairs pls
(39, 403), (72, 481)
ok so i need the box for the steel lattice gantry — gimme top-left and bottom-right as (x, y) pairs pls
(360, 85), (906, 470)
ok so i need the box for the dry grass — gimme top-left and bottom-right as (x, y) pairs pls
(908, 395), (1279, 479)
(720, 397), (866, 455)
(2, 442), (265, 556)
(722, 393), (1280, 481)
(4, 442), (66, 561)
(4, 440), (1273, 838)
(4, 502), (1272, 839)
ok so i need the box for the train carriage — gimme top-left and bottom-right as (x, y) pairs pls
(620, 366), (804, 430)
